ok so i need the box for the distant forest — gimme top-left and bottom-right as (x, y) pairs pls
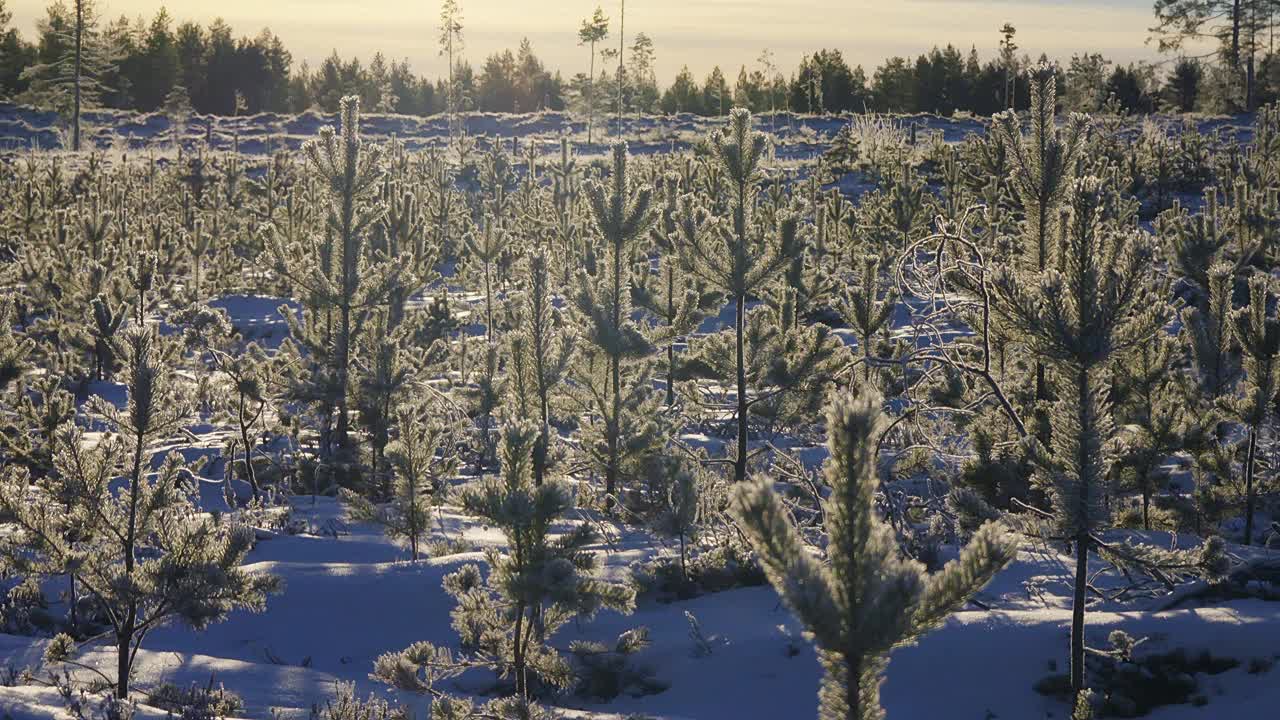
(1, 0), (1279, 118)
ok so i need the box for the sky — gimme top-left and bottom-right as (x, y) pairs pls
(7, 0), (1180, 82)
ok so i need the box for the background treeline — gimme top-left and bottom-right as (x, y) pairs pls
(0, 0), (1278, 118)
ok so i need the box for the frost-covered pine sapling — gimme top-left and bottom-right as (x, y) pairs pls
(774, 196), (839, 335)
(990, 64), (1089, 409)
(650, 456), (704, 584)
(575, 142), (658, 508)
(343, 401), (459, 560)
(1227, 272), (1280, 546)
(838, 255), (899, 382)
(732, 387), (1016, 720)
(88, 292), (126, 381)
(0, 327), (280, 699)
(991, 65), (1089, 271)
(462, 218), (512, 342)
(635, 177), (719, 406)
(1181, 262), (1242, 403)
(508, 250), (575, 486)
(1160, 192), (1234, 302)
(172, 304), (280, 503)
(860, 162), (935, 253)
(685, 297), (844, 439)
(425, 153), (467, 265)
(460, 339), (503, 471)
(679, 108), (801, 481)
(372, 420), (635, 704)
(375, 177), (435, 330)
(354, 314), (417, 497)
(1112, 336), (1188, 531)
(990, 177), (1166, 701)
(0, 300), (31, 391)
(0, 373), (74, 480)
(0, 365), (78, 627)
(183, 219), (215, 303)
(268, 96), (397, 456)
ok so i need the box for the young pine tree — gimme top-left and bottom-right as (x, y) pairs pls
(0, 301), (31, 391)
(0, 327), (280, 699)
(354, 315), (417, 496)
(838, 255), (899, 383)
(462, 218), (512, 342)
(732, 387), (1016, 720)
(269, 96), (398, 459)
(507, 250), (575, 486)
(372, 420), (634, 706)
(990, 64), (1090, 410)
(172, 304), (281, 503)
(990, 177), (1166, 701)
(1112, 336), (1190, 531)
(1181, 262), (1241, 402)
(342, 400), (459, 561)
(574, 142), (660, 509)
(679, 108), (802, 481)
(1227, 272), (1280, 546)
(634, 176), (720, 407)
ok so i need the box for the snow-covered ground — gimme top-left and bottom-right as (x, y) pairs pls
(2, 491), (1277, 719)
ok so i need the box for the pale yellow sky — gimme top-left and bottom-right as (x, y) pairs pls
(8, 0), (1177, 81)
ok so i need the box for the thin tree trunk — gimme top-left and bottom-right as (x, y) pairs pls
(484, 266), (494, 342)
(73, 0), (83, 152)
(1071, 532), (1089, 697)
(1070, 365), (1093, 698)
(336, 303), (351, 451)
(239, 394), (260, 502)
(115, 627), (133, 698)
(512, 605), (527, 700)
(588, 42), (595, 144)
(1234, 0), (1243, 76)
(606, 238), (623, 511)
(117, 430), (146, 699)
(1244, 425), (1258, 545)
(734, 293), (748, 482)
(617, 0), (625, 132)
(68, 574), (77, 629)
(666, 265), (677, 406)
(678, 532), (687, 582)
(848, 655), (861, 720)
(1142, 483), (1151, 532)
(1248, 3), (1258, 110)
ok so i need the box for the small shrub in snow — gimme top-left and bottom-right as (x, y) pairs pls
(1035, 634), (1240, 718)
(570, 627), (667, 700)
(0, 577), (54, 635)
(148, 680), (244, 719)
(309, 682), (407, 720)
